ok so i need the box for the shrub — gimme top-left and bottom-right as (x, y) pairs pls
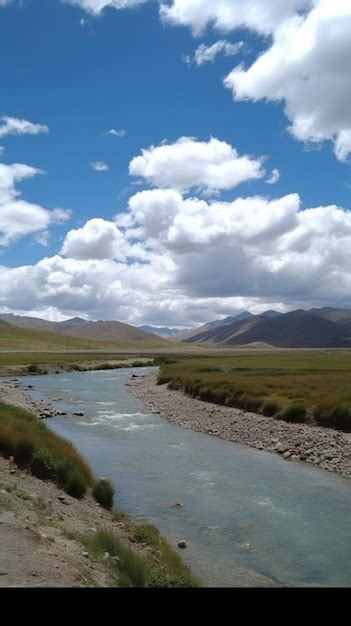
(93, 478), (115, 510)
(13, 438), (35, 468)
(65, 469), (87, 499)
(315, 403), (351, 431)
(31, 448), (57, 480)
(262, 401), (281, 417)
(27, 364), (41, 374)
(278, 402), (307, 423)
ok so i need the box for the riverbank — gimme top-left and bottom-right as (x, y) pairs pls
(129, 372), (351, 479)
(0, 382), (199, 587)
(0, 455), (197, 587)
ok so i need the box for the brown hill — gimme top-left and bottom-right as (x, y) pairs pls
(309, 307), (351, 337)
(0, 314), (170, 348)
(184, 310), (350, 348)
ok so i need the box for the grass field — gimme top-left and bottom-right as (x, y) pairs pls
(157, 352), (351, 430)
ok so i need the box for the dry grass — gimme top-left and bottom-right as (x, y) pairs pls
(158, 352), (351, 430)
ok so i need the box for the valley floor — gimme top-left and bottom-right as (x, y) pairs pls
(129, 372), (351, 479)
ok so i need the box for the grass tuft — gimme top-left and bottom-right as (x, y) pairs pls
(92, 479), (115, 510)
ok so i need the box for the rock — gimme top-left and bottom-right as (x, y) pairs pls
(103, 552), (110, 561)
(58, 495), (66, 503)
(283, 451), (291, 459)
(55, 411), (67, 416)
(82, 552), (89, 558)
(170, 502), (184, 508)
(177, 541), (187, 549)
(73, 412), (84, 417)
(9, 469), (16, 475)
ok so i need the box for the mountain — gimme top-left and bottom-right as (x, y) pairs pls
(183, 310), (351, 348)
(309, 307), (351, 337)
(64, 320), (169, 345)
(139, 325), (187, 339)
(177, 311), (254, 341)
(261, 310), (282, 318)
(0, 314), (170, 347)
(0, 319), (121, 351)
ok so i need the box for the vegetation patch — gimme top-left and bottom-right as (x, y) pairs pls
(92, 479), (115, 510)
(0, 401), (93, 497)
(314, 403), (351, 431)
(70, 526), (199, 588)
(276, 402), (307, 423)
(157, 353), (351, 431)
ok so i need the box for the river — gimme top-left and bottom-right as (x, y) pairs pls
(24, 367), (351, 587)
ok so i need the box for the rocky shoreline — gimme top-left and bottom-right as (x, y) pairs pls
(0, 379), (56, 419)
(129, 372), (351, 479)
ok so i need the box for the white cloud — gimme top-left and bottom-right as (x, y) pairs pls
(186, 40), (243, 66)
(0, 116), (49, 138)
(63, 0), (147, 16)
(107, 128), (127, 137)
(129, 137), (265, 194)
(221, 1), (351, 162)
(0, 1), (12, 6)
(266, 168), (280, 184)
(160, 0), (310, 36)
(91, 161), (109, 171)
(1, 187), (351, 325)
(61, 218), (126, 260)
(0, 163), (70, 246)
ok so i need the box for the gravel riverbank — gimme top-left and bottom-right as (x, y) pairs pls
(129, 372), (351, 479)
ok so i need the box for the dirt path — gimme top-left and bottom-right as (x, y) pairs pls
(129, 372), (351, 479)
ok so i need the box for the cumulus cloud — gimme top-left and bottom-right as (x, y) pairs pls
(91, 161), (109, 172)
(0, 116), (49, 138)
(266, 169), (280, 185)
(129, 137), (265, 194)
(0, 163), (70, 246)
(61, 218), (126, 260)
(221, 1), (351, 162)
(107, 128), (127, 137)
(1, 186), (351, 324)
(63, 0), (147, 15)
(185, 40), (243, 66)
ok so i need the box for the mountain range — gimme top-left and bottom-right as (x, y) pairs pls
(1, 306), (351, 349)
(181, 308), (351, 348)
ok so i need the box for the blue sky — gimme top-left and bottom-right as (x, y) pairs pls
(0, 0), (351, 325)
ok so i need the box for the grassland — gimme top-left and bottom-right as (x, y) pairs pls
(157, 351), (351, 430)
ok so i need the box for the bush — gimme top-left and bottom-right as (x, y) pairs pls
(278, 402), (307, 423)
(262, 401), (281, 417)
(65, 469), (87, 499)
(315, 403), (351, 431)
(27, 364), (41, 374)
(13, 438), (35, 468)
(93, 478), (115, 510)
(31, 448), (57, 480)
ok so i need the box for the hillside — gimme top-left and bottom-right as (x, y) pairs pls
(309, 307), (351, 337)
(184, 310), (350, 348)
(0, 315), (170, 348)
(54, 320), (170, 346)
(0, 320), (117, 352)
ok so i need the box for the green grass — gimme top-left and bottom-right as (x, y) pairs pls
(129, 523), (199, 587)
(157, 353), (351, 431)
(92, 479), (115, 510)
(70, 527), (199, 588)
(0, 401), (93, 495)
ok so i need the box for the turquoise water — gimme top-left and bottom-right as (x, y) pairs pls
(24, 368), (351, 587)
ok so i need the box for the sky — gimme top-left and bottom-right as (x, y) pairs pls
(0, 0), (351, 327)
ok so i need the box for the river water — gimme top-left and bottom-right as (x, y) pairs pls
(24, 367), (351, 587)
